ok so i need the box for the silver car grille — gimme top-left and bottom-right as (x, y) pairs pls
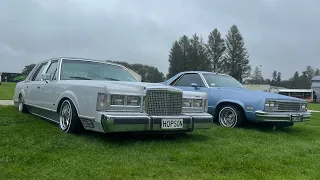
(144, 90), (183, 116)
(277, 101), (301, 111)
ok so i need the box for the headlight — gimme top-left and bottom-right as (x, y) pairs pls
(111, 95), (125, 105)
(126, 96), (141, 106)
(183, 98), (202, 108)
(193, 99), (203, 108)
(264, 100), (278, 111)
(183, 99), (192, 107)
(96, 93), (107, 111)
(301, 103), (307, 109)
(110, 94), (141, 106)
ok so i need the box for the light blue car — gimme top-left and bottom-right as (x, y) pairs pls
(164, 71), (311, 128)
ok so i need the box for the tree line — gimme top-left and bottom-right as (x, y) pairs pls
(249, 65), (319, 89)
(167, 25), (251, 83)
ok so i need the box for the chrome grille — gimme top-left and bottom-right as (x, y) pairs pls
(145, 90), (183, 116)
(277, 101), (301, 111)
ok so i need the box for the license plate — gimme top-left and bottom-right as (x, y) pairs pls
(161, 119), (183, 129)
(291, 115), (302, 121)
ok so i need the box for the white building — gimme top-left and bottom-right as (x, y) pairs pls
(311, 76), (320, 99)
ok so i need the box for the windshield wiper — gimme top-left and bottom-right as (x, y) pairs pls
(69, 76), (92, 80)
(104, 77), (119, 81)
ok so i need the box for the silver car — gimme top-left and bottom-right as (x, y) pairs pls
(13, 57), (213, 134)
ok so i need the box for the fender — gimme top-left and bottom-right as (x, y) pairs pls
(215, 99), (249, 118)
(56, 90), (80, 114)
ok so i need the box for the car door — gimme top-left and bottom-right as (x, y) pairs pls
(170, 73), (210, 95)
(40, 59), (61, 110)
(27, 62), (48, 107)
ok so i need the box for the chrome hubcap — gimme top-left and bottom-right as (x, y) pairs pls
(219, 107), (237, 127)
(59, 101), (72, 131)
(18, 97), (23, 112)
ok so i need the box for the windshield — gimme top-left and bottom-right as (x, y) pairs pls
(202, 73), (244, 88)
(60, 59), (138, 82)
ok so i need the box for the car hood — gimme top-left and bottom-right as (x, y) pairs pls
(63, 80), (183, 94)
(216, 87), (304, 102)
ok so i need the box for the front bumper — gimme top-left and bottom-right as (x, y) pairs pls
(255, 110), (311, 122)
(99, 112), (213, 133)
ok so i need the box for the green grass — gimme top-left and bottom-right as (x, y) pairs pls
(308, 103), (320, 111)
(0, 82), (16, 100)
(1, 106), (320, 179)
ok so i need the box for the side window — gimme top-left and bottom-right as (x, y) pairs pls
(31, 63), (47, 81)
(174, 73), (205, 87)
(46, 61), (58, 80)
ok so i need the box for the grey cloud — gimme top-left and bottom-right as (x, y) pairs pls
(0, 0), (319, 80)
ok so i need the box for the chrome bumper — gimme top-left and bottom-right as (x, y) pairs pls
(99, 112), (213, 133)
(255, 110), (311, 122)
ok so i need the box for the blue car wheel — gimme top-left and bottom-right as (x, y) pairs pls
(218, 104), (244, 128)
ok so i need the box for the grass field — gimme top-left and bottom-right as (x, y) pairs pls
(308, 103), (320, 111)
(1, 106), (320, 179)
(0, 82), (16, 100)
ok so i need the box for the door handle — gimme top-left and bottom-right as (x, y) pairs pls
(37, 86), (40, 89)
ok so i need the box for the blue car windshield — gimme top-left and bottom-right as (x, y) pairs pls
(202, 73), (244, 88)
(60, 59), (138, 82)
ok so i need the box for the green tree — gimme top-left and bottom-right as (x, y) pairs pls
(197, 36), (212, 71)
(299, 71), (310, 88)
(167, 41), (184, 78)
(292, 71), (299, 88)
(178, 35), (191, 71)
(187, 33), (211, 71)
(251, 66), (264, 84)
(276, 72), (282, 85)
(22, 64), (36, 75)
(305, 65), (315, 82)
(271, 70), (277, 85)
(206, 28), (225, 72)
(223, 25), (251, 83)
(315, 68), (320, 76)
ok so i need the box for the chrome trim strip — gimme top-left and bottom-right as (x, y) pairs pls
(25, 103), (56, 112)
(199, 73), (209, 88)
(30, 112), (59, 124)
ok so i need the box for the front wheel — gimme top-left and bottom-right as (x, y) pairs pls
(18, 95), (29, 113)
(218, 105), (244, 128)
(59, 99), (84, 133)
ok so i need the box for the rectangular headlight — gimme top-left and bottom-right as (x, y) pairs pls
(183, 98), (202, 108)
(183, 99), (192, 107)
(193, 99), (203, 108)
(111, 95), (125, 105)
(126, 96), (140, 106)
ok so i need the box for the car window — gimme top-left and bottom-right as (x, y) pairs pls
(32, 62), (48, 81)
(174, 73), (205, 87)
(60, 59), (138, 82)
(46, 60), (58, 80)
(202, 73), (244, 88)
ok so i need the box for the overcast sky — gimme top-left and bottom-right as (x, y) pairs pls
(1, 0), (319, 80)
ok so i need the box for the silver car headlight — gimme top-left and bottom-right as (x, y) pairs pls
(97, 93), (141, 111)
(264, 100), (278, 111)
(300, 102), (307, 111)
(110, 94), (141, 107)
(183, 98), (203, 108)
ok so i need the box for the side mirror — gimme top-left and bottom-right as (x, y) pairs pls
(191, 83), (199, 90)
(42, 73), (51, 81)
